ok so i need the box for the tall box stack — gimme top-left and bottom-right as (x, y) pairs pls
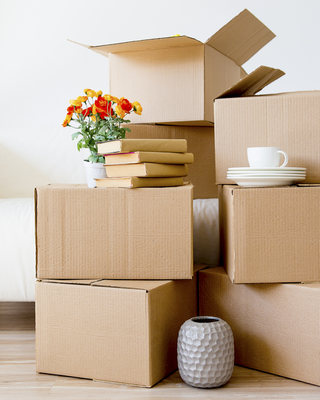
(36, 9), (286, 388)
(35, 183), (199, 387)
(198, 82), (320, 384)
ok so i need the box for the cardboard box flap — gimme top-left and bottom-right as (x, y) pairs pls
(91, 280), (170, 291)
(38, 279), (171, 291)
(70, 36), (203, 57)
(90, 265), (206, 290)
(206, 9), (275, 65)
(298, 282), (320, 288)
(38, 279), (99, 285)
(216, 65), (285, 99)
(298, 183), (320, 187)
(70, 9), (273, 65)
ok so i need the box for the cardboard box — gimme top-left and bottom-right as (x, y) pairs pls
(214, 91), (320, 184)
(219, 184), (320, 283)
(36, 275), (198, 387)
(126, 124), (217, 199)
(35, 183), (193, 280)
(199, 267), (320, 386)
(74, 9), (279, 125)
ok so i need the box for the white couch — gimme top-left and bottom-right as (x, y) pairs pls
(0, 198), (36, 301)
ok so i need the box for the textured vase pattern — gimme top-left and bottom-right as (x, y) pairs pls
(177, 316), (234, 388)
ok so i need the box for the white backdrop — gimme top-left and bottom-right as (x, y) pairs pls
(1, 0), (320, 198)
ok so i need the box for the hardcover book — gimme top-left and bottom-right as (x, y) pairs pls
(105, 163), (188, 178)
(104, 151), (194, 165)
(97, 139), (187, 154)
(95, 176), (185, 188)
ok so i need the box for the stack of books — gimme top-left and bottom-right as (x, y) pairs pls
(95, 138), (194, 188)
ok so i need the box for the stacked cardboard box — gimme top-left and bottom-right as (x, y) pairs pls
(36, 8), (291, 389)
(199, 90), (320, 386)
(35, 183), (199, 387)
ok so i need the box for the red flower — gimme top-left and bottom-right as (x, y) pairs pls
(94, 97), (113, 119)
(67, 105), (74, 115)
(82, 107), (92, 118)
(118, 98), (132, 113)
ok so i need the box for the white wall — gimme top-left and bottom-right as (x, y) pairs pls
(1, 0), (320, 197)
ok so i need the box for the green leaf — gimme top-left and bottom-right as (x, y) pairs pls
(89, 154), (100, 163)
(71, 132), (81, 140)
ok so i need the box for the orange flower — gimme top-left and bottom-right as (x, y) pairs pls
(67, 105), (74, 115)
(104, 94), (120, 103)
(95, 97), (113, 119)
(69, 99), (82, 107)
(132, 101), (143, 115)
(83, 89), (99, 97)
(91, 104), (97, 121)
(74, 107), (82, 114)
(77, 96), (88, 103)
(86, 89), (98, 98)
(82, 107), (92, 118)
(118, 97), (132, 113)
(62, 113), (72, 127)
(115, 104), (125, 119)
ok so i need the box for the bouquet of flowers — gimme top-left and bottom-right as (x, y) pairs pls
(62, 89), (143, 163)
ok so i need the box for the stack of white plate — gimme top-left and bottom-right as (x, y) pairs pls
(227, 167), (306, 187)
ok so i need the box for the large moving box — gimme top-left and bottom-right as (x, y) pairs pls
(219, 184), (320, 283)
(199, 267), (320, 387)
(74, 9), (279, 125)
(127, 124), (217, 198)
(35, 183), (193, 280)
(36, 275), (198, 387)
(214, 91), (320, 184)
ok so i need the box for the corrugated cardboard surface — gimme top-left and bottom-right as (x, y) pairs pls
(127, 124), (217, 199)
(109, 45), (210, 124)
(214, 91), (320, 184)
(36, 276), (198, 387)
(82, 9), (274, 125)
(219, 185), (320, 283)
(35, 183), (193, 280)
(199, 267), (320, 386)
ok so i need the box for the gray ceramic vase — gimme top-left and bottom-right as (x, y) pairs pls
(177, 316), (234, 388)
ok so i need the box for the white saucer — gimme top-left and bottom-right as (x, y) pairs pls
(228, 176), (304, 187)
(227, 170), (306, 176)
(227, 171), (306, 179)
(228, 167), (306, 172)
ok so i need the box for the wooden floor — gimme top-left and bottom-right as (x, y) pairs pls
(1, 303), (320, 400)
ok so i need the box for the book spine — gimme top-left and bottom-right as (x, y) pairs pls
(144, 163), (188, 177)
(121, 140), (187, 153)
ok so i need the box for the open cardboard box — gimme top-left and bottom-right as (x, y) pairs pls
(214, 90), (320, 184)
(71, 9), (283, 125)
(36, 272), (199, 387)
(35, 183), (194, 280)
(199, 267), (320, 387)
(219, 184), (320, 284)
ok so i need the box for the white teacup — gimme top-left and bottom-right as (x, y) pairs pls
(247, 147), (288, 168)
